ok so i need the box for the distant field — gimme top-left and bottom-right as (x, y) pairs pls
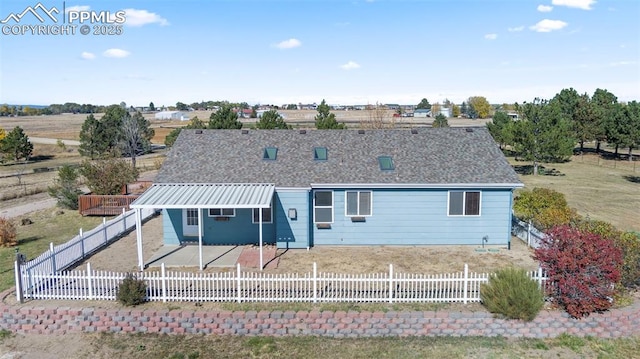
(0, 111), (491, 142)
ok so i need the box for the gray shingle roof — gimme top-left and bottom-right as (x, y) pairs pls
(155, 128), (522, 188)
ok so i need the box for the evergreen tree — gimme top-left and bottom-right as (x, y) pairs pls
(78, 114), (104, 159)
(512, 98), (575, 175)
(48, 164), (82, 210)
(416, 98), (431, 110)
(0, 126), (33, 162)
(165, 116), (206, 147)
(486, 111), (515, 149)
(208, 105), (243, 129)
(315, 99), (346, 129)
(255, 110), (292, 129)
(432, 113), (449, 128)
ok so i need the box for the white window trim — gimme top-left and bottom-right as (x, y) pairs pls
(252, 205), (273, 224)
(447, 191), (482, 217)
(344, 190), (373, 217)
(208, 208), (236, 217)
(313, 190), (334, 224)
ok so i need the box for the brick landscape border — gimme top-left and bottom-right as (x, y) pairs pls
(2, 289), (639, 338)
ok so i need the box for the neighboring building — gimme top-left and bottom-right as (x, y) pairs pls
(131, 128), (523, 254)
(413, 109), (431, 118)
(154, 111), (189, 121)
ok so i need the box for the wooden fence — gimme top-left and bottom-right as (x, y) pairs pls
(20, 263), (548, 304)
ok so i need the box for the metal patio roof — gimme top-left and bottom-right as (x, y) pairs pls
(130, 183), (275, 209)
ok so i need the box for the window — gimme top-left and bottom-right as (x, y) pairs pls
(314, 147), (327, 161)
(263, 147), (277, 160)
(208, 208), (235, 217)
(378, 156), (394, 171)
(448, 191), (481, 216)
(313, 190), (333, 223)
(252, 206), (273, 223)
(346, 191), (372, 216)
(183, 209), (200, 237)
(186, 208), (199, 225)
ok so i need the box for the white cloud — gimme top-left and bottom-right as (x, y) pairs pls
(537, 4), (553, 12)
(340, 61), (361, 70)
(508, 26), (525, 32)
(551, 0), (595, 10)
(122, 9), (169, 27)
(484, 33), (497, 40)
(65, 5), (90, 13)
(274, 38), (302, 49)
(103, 48), (130, 58)
(530, 19), (568, 32)
(81, 52), (95, 60)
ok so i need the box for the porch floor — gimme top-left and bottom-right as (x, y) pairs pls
(146, 245), (243, 269)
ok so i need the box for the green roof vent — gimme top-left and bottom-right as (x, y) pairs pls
(263, 147), (277, 160)
(314, 147), (328, 161)
(378, 156), (394, 171)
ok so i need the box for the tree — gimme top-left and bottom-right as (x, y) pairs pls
(0, 126), (33, 162)
(164, 116), (206, 147)
(315, 99), (346, 129)
(0, 126), (5, 141)
(452, 104), (461, 118)
(78, 114), (106, 159)
(534, 225), (622, 318)
(176, 102), (189, 111)
(460, 102), (468, 117)
(149, 102), (156, 111)
(432, 113), (449, 128)
(591, 88), (618, 153)
(486, 111), (515, 149)
(47, 164), (82, 210)
(512, 98), (575, 175)
(119, 111), (155, 168)
(255, 110), (292, 129)
(80, 156), (139, 195)
(513, 187), (578, 230)
(604, 101), (640, 160)
(208, 105), (243, 129)
(572, 93), (598, 153)
(416, 98), (431, 110)
(467, 96), (492, 119)
(361, 102), (394, 129)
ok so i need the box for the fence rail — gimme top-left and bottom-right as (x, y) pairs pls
(21, 263), (548, 304)
(18, 208), (156, 301)
(512, 215), (545, 249)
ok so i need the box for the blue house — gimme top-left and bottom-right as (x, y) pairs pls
(130, 128), (523, 269)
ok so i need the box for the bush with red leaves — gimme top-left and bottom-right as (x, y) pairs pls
(534, 225), (622, 318)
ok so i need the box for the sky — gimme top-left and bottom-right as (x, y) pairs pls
(0, 0), (638, 107)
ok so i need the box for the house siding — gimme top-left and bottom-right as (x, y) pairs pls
(312, 189), (513, 246)
(275, 190), (310, 249)
(163, 208), (275, 245)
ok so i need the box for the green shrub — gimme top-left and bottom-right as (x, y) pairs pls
(513, 187), (579, 230)
(480, 267), (544, 321)
(116, 273), (147, 306)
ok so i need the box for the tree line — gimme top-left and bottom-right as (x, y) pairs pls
(487, 88), (640, 174)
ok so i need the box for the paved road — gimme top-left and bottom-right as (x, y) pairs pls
(29, 137), (81, 146)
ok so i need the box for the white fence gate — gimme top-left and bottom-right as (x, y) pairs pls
(20, 263), (548, 304)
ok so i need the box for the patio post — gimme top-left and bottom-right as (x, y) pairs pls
(135, 208), (144, 271)
(198, 208), (203, 271)
(259, 207), (263, 270)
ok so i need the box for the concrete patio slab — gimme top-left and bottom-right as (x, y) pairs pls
(146, 245), (243, 269)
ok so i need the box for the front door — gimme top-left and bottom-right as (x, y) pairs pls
(182, 208), (199, 237)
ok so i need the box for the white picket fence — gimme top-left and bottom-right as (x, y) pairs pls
(21, 263), (548, 304)
(18, 208), (156, 298)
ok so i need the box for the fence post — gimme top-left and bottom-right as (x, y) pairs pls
(161, 263), (167, 303)
(537, 266), (544, 290)
(463, 264), (469, 304)
(388, 264), (394, 304)
(527, 220), (532, 247)
(14, 252), (24, 303)
(87, 263), (93, 300)
(79, 228), (85, 258)
(122, 208), (127, 233)
(49, 242), (57, 273)
(237, 263), (241, 303)
(102, 217), (107, 244)
(313, 262), (317, 304)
